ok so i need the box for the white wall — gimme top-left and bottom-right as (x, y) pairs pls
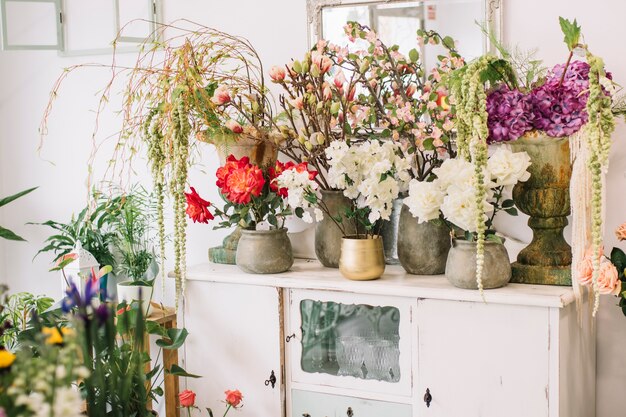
(0, 0), (625, 415)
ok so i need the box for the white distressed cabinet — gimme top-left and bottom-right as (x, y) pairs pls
(180, 259), (595, 417)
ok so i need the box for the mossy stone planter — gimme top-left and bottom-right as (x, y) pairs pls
(397, 205), (451, 275)
(509, 133), (572, 286)
(236, 228), (293, 274)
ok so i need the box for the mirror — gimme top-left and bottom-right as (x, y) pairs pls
(307, 0), (501, 66)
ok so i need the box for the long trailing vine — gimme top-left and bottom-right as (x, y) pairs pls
(585, 53), (615, 316)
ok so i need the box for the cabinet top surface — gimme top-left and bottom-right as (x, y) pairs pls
(177, 259), (576, 308)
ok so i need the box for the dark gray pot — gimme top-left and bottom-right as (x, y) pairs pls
(445, 239), (512, 289)
(397, 205), (451, 275)
(315, 190), (356, 268)
(236, 228), (294, 274)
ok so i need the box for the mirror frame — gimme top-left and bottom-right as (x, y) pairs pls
(306, 0), (502, 54)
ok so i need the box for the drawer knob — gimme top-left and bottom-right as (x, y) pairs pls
(346, 407), (354, 416)
(264, 370), (277, 388)
(424, 388), (432, 408)
(286, 333), (296, 343)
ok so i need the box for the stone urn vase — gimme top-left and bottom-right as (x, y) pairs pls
(236, 228), (294, 274)
(209, 134), (278, 265)
(397, 205), (451, 275)
(445, 239), (512, 289)
(509, 133), (572, 285)
(339, 235), (385, 281)
(315, 190), (356, 268)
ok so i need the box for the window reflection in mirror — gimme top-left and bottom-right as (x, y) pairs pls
(321, 0), (484, 71)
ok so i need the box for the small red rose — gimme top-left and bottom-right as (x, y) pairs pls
(178, 389), (196, 408)
(224, 389), (243, 407)
(185, 187), (214, 224)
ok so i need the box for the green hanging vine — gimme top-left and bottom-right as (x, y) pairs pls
(584, 53), (615, 316)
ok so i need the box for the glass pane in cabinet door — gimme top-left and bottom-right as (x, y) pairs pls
(299, 300), (401, 382)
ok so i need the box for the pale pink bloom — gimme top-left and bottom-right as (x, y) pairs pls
(616, 222), (626, 241)
(597, 260), (621, 296)
(406, 84), (417, 97)
(365, 30), (378, 43)
(431, 126), (443, 139)
(334, 70), (347, 89)
(316, 39), (327, 50)
(289, 97), (304, 110)
(269, 65), (286, 82)
(431, 69), (442, 82)
(423, 82), (432, 93)
(397, 103), (415, 123)
(312, 52), (332, 74)
(330, 117), (339, 129)
(442, 119), (454, 131)
(390, 116), (399, 126)
(427, 101), (437, 110)
(345, 86), (356, 102)
(416, 122), (427, 130)
(392, 130), (400, 140)
(211, 86), (231, 105)
(323, 85), (332, 101)
(578, 246), (604, 286)
(433, 138), (444, 148)
(452, 57), (465, 68)
(226, 120), (243, 134)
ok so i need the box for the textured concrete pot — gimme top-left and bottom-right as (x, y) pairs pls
(339, 235), (385, 281)
(209, 136), (279, 265)
(445, 239), (512, 289)
(236, 228), (294, 274)
(381, 197), (404, 265)
(510, 133), (572, 286)
(315, 190), (356, 268)
(397, 205), (451, 275)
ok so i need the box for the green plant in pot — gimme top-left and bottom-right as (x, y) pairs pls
(405, 147), (532, 290)
(110, 189), (158, 315)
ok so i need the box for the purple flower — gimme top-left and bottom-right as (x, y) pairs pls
(486, 87), (535, 143)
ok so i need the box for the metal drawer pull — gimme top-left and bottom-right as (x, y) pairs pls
(424, 388), (432, 408)
(347, 407), (354, 416)
(264, 370), (276, 388)
(286, 333), (296, 343)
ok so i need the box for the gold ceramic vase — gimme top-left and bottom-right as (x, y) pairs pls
(339, 235), (385, 281)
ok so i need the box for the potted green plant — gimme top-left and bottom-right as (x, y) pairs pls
(108, 188), (158, 315)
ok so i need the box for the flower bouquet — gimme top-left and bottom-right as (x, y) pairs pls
(448, 17), (619, 302)
(405, 147), (531, 290)
(186, 155), (317, 274)
(276, 140), (410, 280)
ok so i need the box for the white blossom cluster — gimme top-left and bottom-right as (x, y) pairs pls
(325, 140), (412, 223)
(405, 146), (531, 232)
(275, 167), (324, 224)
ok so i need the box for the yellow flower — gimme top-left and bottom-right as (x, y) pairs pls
(42, 327), (74, 345)
(0, 350), (16, 369)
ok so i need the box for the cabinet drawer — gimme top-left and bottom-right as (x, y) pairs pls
(291, 389), (412, 417)
(287, 289), (415, 397)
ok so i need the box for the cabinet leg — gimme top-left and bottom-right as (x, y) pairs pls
(164, 319), (180, 417)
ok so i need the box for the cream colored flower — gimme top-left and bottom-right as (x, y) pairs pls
(441, 186), (492, 233)
(405, 180), (445, 222)
(487, 146), (531, 187)
(433, 158), (474, 192)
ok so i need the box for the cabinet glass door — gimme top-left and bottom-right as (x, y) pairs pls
(288, 290), (415, 396)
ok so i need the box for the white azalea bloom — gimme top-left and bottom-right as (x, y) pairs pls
(487, 146), (532, 186)
(314, 208), (324, 222)
(405, 180), (445, 222)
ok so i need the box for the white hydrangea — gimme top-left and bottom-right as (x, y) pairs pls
(487, 146), (532, 187)
(276, 168), (320, 224)
(404, 180), (445, 222)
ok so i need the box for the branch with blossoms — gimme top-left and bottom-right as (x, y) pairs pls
(341, 22), (465, 182)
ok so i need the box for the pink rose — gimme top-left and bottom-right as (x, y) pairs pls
(212, 86), (231, 105)
(178, 389), (196, 408)
(269, 65), (286, 82)
(226, 120), (243, 134)
(225, 389), (243, 407)
(616, 222), (626, 241)
(578, 246), (604, 286)
(597, 260), (621, 295)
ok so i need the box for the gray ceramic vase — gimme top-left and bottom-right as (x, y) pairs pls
(397, 205), (451, 275)
(445, 239), (512, 289)
(315, 190), (356, 268)
(236, 228), (294, 274)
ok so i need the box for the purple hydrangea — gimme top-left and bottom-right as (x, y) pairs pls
(530, 61), (590, 137)
(486, 87), (535, 143)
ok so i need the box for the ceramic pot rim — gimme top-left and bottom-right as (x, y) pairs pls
(452, 238), (505, 247)
(515, 131), (570, 145)
(342, 234), (382, 240)
(117, 280), (153, 288)
(241, 228), (288, 235)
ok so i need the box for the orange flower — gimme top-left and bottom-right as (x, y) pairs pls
(185, 187), (214, 224)
(616, 222), (626, 241)
(223, 165), (265, 205)
(178, 389), (196, 408)
(216, 155), (250, 189)
(225, 389), (243, 407)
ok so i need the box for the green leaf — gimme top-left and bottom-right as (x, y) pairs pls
(504, 207), (518, 216)
(442, 36), (455, 50)
(485, 234), (503, 244)
(559, 17), (581, 51)
(0, 225), (26, 241)
(295, 207), (304, 218)
(156, 328), (189, 350)
(0, 187), (37, 208)
(145, 321), (168, 337)
(166, 364), (201, 378)
(408, 48), (419, 63)
(422, 138), (435, 150)
(268, 214), (278, 227)
(502, 199), (515, 209)
(611, 248), (626, 275)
